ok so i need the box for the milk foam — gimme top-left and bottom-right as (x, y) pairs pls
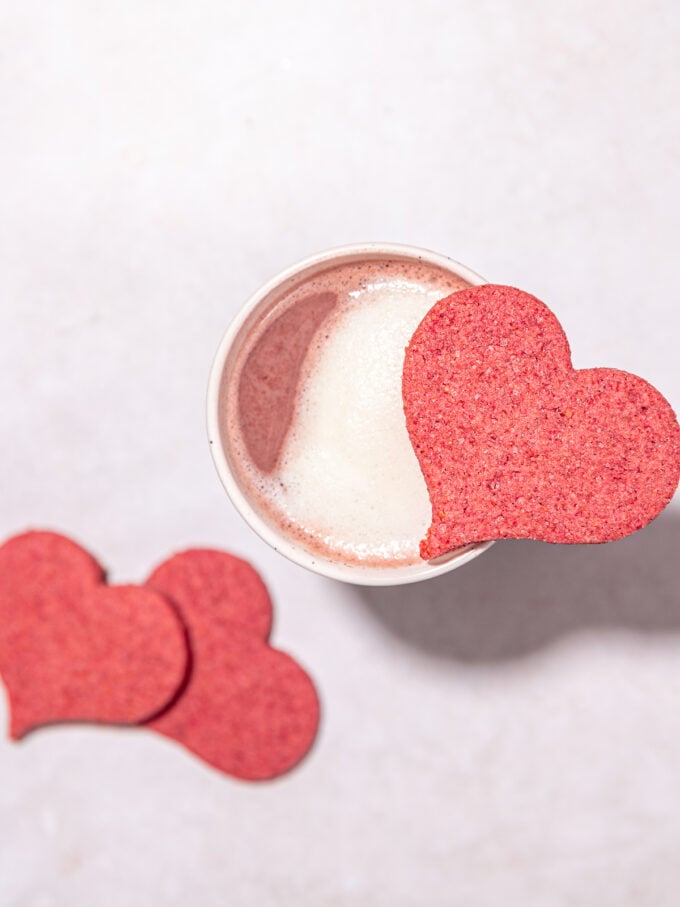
(226, 257), (470, 567)
(260, 278), (448, 563)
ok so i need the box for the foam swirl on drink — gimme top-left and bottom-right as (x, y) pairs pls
(223, 257), (470, 567)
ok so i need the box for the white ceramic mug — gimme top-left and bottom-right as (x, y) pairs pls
(207, 242), (494, 586)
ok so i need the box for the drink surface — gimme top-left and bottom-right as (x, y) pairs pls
(223, 257), (470, 566)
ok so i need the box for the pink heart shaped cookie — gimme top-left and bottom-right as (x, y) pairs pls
(403, 285), (680, 559)
(0, 531), (189, 738)
(145, 550), (320, 781)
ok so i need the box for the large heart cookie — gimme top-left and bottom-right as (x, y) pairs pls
(145, 550), (320, 781)
(0, 531), (189, 738)
(403, 285), (680, 559)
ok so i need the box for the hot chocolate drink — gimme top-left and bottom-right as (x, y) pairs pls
(218, 253), (472, 568)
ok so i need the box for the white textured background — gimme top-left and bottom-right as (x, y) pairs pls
(2, 2), (680, 905)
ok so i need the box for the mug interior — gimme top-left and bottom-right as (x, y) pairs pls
(207, 243), (494, 586)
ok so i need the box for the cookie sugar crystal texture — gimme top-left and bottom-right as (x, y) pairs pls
(402, 285), (680, 559)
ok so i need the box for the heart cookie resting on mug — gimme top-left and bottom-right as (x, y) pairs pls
(402, 285), (680, 559)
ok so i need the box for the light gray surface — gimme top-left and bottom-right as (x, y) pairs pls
(2, 3), (680, 905)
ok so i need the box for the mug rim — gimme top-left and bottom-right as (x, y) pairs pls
(206, 242), (494, 586)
